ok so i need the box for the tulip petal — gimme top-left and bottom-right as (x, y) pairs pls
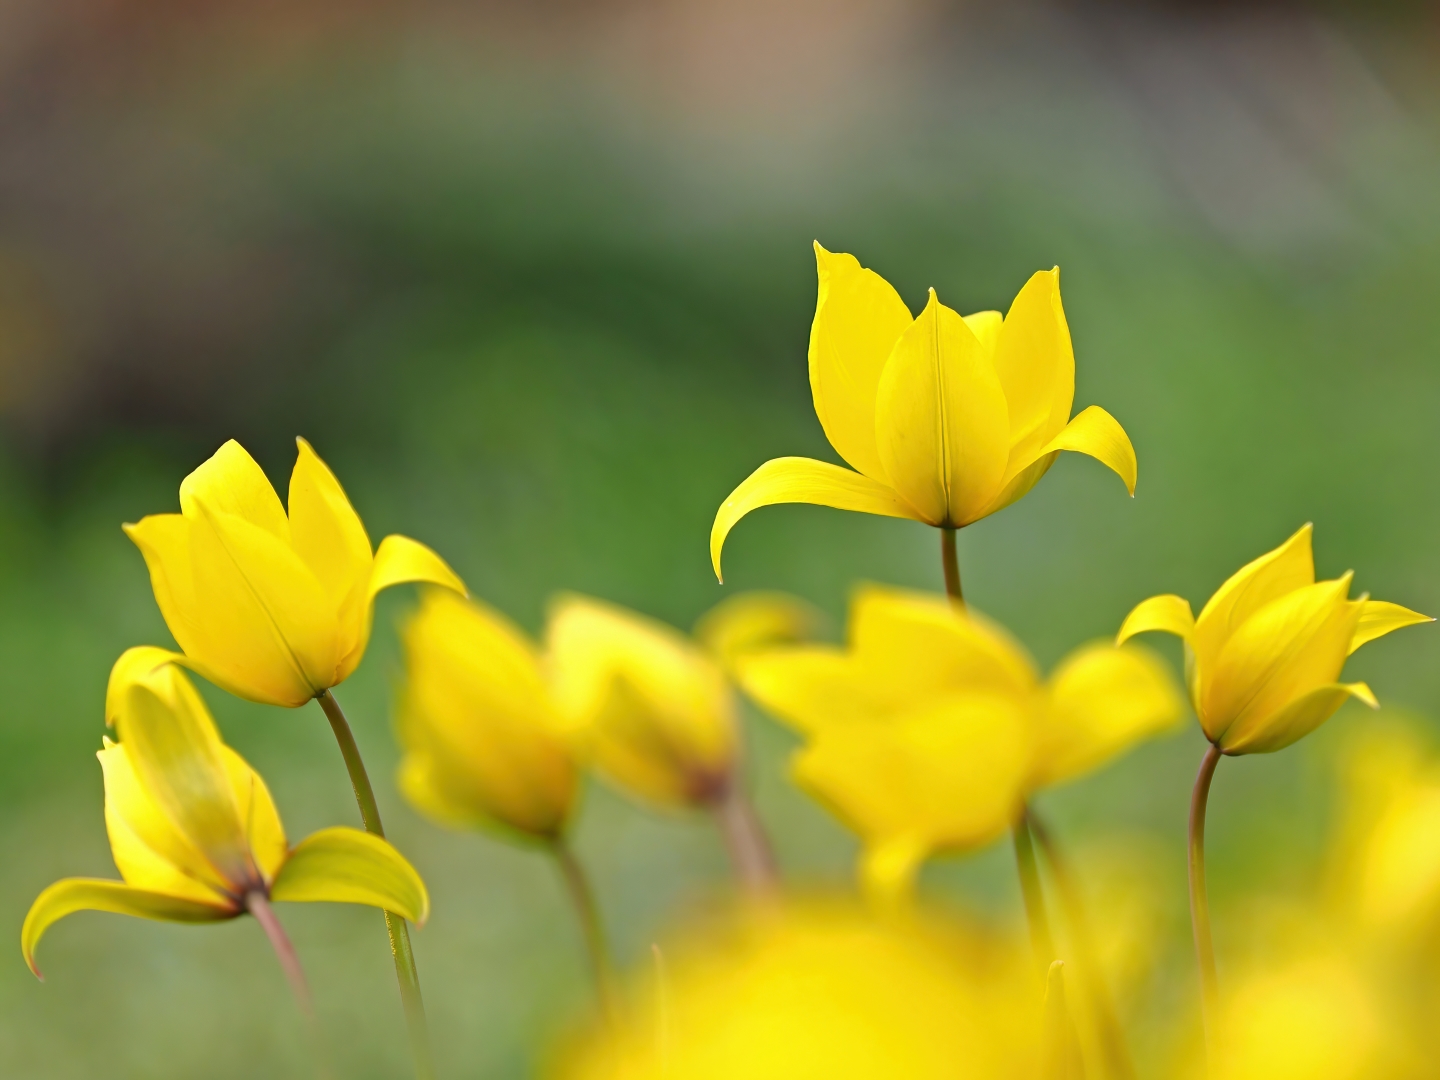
(271, 827), (430, 926)
(962, 310), (1003, 356)
(710, 457), (921, 582)
(735, 645), (885, 735)
(1192, 524), (1314, 675)
(859, 836), (929, 907)
(105, 646), (188, 726)
(875, 290), (1010, 527)
(1349, 600), (1433, 655)
(991, 268), (1075, 470)
(972, 451), (1059, 521)
(808, 243), (915, 482)
(693, 591), (821, 674)
(1116, 594), (1195, 645)
(1031, 642), (1184, 790)
(1034, 405), (1137, 496)
(288, 438), (374, 658)
(222, 746), (288, 883)
(1220, 682), (1377, 756)
(23, 878), (233, 978)
(178, 440), (290, 542)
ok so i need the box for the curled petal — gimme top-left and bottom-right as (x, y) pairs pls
(710, 457), (921, 583)
(1116, 595), (1195, 645)
(22, 878), (233, 978)
(1035, 405), (1137, 496)
(1349, 600), (1433, 655)
(271, 827), (430, 926)
(1220, 682), (1377, 756)
(105, 647), (187, 727)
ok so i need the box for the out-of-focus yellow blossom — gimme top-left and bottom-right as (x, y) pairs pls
(124, 438), (466, 708)
(737, 584), (1181, 899)
(546, 594), (739, 810)
(1117, 524), (1430, 755)
(710, 244), (1137, 580)
(693, 591), (821, 675)
(396, 588), (578, 843)
(22, 648), (429, 978)
(553, 902), (1039, 1080)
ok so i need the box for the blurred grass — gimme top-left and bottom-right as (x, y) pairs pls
(3, 23), (1440, 1078)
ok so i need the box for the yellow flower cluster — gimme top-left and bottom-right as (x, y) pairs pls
(22, 244), (1437, 1080)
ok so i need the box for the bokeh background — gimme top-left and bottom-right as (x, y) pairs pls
(2, 0), (1439, 1075)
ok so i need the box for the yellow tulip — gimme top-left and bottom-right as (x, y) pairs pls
(553, 902), (1038, 1080)
(737, 584), (1181, 899)
(124, 438), (466, 708)
(396, 587), (578, 843)
(546, 594), (739, 810)
(1116, 524), (1431, 755)
(710, 244), (1137, 580)
(692, 591), (821, 676)
(23, 647), (429, 979)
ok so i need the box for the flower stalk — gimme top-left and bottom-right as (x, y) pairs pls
(714, 781), (779, 896)
(1189, 742), (1223, 1057)
(317, 690), (435, 1080)
(941, 527), (963, 606)
(1012, 813), (1055, 981)
(554, 841), (617, 1024)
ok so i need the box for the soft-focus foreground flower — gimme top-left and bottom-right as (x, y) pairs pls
(692, 591), (820, 676)
(710, 243), (1137, 581)
(553, 903), (1039, 1080)
(737, 584), (1181, 899)
(1117, 524), (1430, 756)
(397, 588), (578, 843)
(124, 438), (466, 708)
(22, 648), (428, 978)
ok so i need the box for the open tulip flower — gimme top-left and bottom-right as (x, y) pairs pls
(737, 584), (1182, 899)
(710, 243), (1137, 581)
(124, 438), (466, 709)
(1116, 524), (1431, 756)
(22, 648), (429, 980)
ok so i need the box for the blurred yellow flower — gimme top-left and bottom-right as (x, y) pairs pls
(23, 648), (429, 978)
(710, 243), (1137, 580)
(553, 903), (1039, 1080)
(124, 438), (466, 708)
(546, 593), (739, 810)
(1117, 524), (1430, 755)
(397, 588), (578, 843)
(692, 591), (821, 676)
(738, 584), (1181, 899)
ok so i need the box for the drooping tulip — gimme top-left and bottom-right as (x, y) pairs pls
(710, 244), (1137, 581)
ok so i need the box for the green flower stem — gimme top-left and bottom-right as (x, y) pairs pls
(317, 689), (435, 1080)
(248, 890), (331, 1079)
(1027, 809), (1137, 1080)
(940, 527), (964, 606)
(1190, 742), (1223, 1059)
(1012, 813), (1056, 980)
(714, 781), (779, 895)
(553, 841), (618, 1025)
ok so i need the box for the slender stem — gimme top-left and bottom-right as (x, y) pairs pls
(316, 690), (435, 1080)
(553, 841), (617, 1025)
(248, 890), (331, 1079)
(1012, 815), (1055, 980)
(1028, 808), (1137, 1080)
(1190, 743), (1223, 1059)
(714, 781), (779, 895)
(940, 527), (964, 606)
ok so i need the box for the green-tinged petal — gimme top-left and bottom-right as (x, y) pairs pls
(113, 664), (254, 891)
(1116, 594), (1195, 645)
(178, 440), (290, 542)
(221, 746), (288, 884)
(105, 647), (188, 726)
(1204, 576), (1359, 745)
(991, 268), (1075, 470)
(1220, 682), (1377, 756)
(271, 827), (429, 926)
(1031, 642), (1184, 790)
(1349, 600), (1433, 655)
(875, 289), (1010, 527)
(288, 438), (374, 663)
(1192, 524), (1314, 676)
(398, 589), (575, 839)
(848, 584), (1038, 707)
(710, 457), (920, 583)
(693, 591), (821, 674)
(808, 243), (915, 481)
(23, 878), (233, 978)
(859, 836), (929, 908)
(1033, 405), (1136, 495)
(735, 646), (887, 735)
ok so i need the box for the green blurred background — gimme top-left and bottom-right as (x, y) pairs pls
(2, 0), (1439, 1075)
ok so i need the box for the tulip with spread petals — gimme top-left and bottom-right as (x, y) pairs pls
(1114, 523), (1430, 1050)
(711, 244), (1137, 586)
(737, 584), (1182, 902)
(23, 649), (428, 1010)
